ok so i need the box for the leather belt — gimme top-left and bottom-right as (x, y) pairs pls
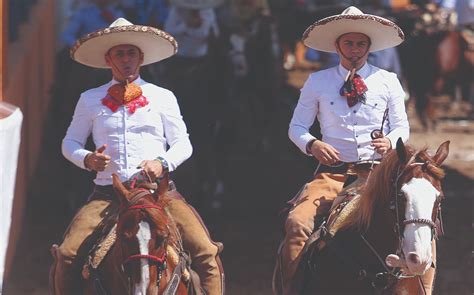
(314, 161), (380, 176)
(88, 180), (177, 202)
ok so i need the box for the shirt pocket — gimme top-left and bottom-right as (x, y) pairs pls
(362, 94), (387, 116)
(127, 105), (161, 136)
(319, 98), (352, 126)
(93, 108), (122, 137)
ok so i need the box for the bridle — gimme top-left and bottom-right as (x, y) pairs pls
(391, 152), (442, 246)
(359, 151), (443, 293)
(119, 189), (170, 292)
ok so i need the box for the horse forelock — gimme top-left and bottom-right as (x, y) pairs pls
(341, 145), (446, 232)
(416, 149), (446, 180)
(131, 191), (177, 246)
(117, 190), (178, 251)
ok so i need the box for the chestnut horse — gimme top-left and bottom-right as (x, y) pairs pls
(82, 174), (192, 295)
(296, 139), (449, 294)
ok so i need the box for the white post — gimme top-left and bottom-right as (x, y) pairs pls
(0, 102), (23, 293)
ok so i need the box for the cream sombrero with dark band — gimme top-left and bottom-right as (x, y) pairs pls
(302, 6), (404, 53)
(71, 18), (178, 68)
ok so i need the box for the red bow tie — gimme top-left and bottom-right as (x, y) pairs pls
(340, 73), (368, 107)
(101, 83), (149, 114)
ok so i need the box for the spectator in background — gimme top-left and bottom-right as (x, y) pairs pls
(120, 0), (170, 28)
(368, 47), (403, 78)
(163, 0), (225, 211)
(165, 1), (220, 58)
(60, 0), (124, 49)
(231, 0), (271, 25)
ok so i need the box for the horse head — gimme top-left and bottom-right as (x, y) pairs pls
(111, 174), (183, 295)
(386, 139), (449, 276)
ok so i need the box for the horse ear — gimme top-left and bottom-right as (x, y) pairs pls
(112, 173), (130, 206)
(396, 138), (408, 164)
(432, 140), (450, 166)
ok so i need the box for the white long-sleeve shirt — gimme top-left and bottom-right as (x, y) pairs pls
(289, 63), (409, 163)
(62, 77), (192, 185)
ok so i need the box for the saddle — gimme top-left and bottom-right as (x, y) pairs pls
(307, 186), (361, 253)
(284, 186), (362, 295)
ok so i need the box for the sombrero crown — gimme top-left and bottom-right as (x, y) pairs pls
(302, 6), (404, 53)
(71, 18), (178, 68)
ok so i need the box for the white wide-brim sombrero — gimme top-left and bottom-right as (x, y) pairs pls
(302, 6), (404, 53)
(170, 0), (224, 9)
(71, 18), (178, 68)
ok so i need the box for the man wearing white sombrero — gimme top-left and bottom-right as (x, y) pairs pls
(275, 6), (435, 295)
(50, 18), (224, 295)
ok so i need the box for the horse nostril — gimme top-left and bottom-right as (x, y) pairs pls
(408, 253), (421, 265)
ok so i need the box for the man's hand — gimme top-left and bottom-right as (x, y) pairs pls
(309, 140), (341, 165)
(138, 160), (164, 182)
(84, 144), (111, 171)
(371, 137), (392, 155)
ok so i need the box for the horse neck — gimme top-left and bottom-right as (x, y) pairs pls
(364, 202), (399, 256)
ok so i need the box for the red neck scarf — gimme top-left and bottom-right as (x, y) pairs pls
(340, 69), (368, 107)
(101, 82), (149, 114)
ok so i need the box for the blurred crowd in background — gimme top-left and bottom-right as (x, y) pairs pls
(7, 0), (474, 214)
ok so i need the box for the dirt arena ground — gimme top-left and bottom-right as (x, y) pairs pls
(3, 69), (473, 294)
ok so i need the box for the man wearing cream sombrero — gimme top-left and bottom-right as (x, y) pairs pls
(50, 18), (224, 295)
(275, 6), (435, 295)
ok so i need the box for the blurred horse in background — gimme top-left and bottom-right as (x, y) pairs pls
(394, 6), (473, 130)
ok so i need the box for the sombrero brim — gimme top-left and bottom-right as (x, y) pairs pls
(71, 25), (178, 68)
(170, 0), (224, 9)
(302, 14), (404, 53)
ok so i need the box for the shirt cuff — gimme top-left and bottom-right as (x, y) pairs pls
(71, 149), (92, 170)
(305, 138), (317, 156)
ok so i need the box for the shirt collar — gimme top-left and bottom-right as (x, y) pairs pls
(337, 62), (370, 80)
(110, 76), (144, 86)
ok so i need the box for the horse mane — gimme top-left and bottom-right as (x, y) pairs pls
(339, 145), (445, 232)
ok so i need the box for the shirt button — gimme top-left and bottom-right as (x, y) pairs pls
(330, 102), (334, 105)
(359, 157), (362, 160)
(357, 145), (361, 148)
(354, 122), (358, 125)
(353, 110), (357, 113)
(127, 141), (130, 144)
(356, 135), (359, 138)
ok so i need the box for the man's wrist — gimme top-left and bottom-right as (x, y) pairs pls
(306, 139), (317, 155)
(155, 156), (169, 175)
(83, 152), (93, 170)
